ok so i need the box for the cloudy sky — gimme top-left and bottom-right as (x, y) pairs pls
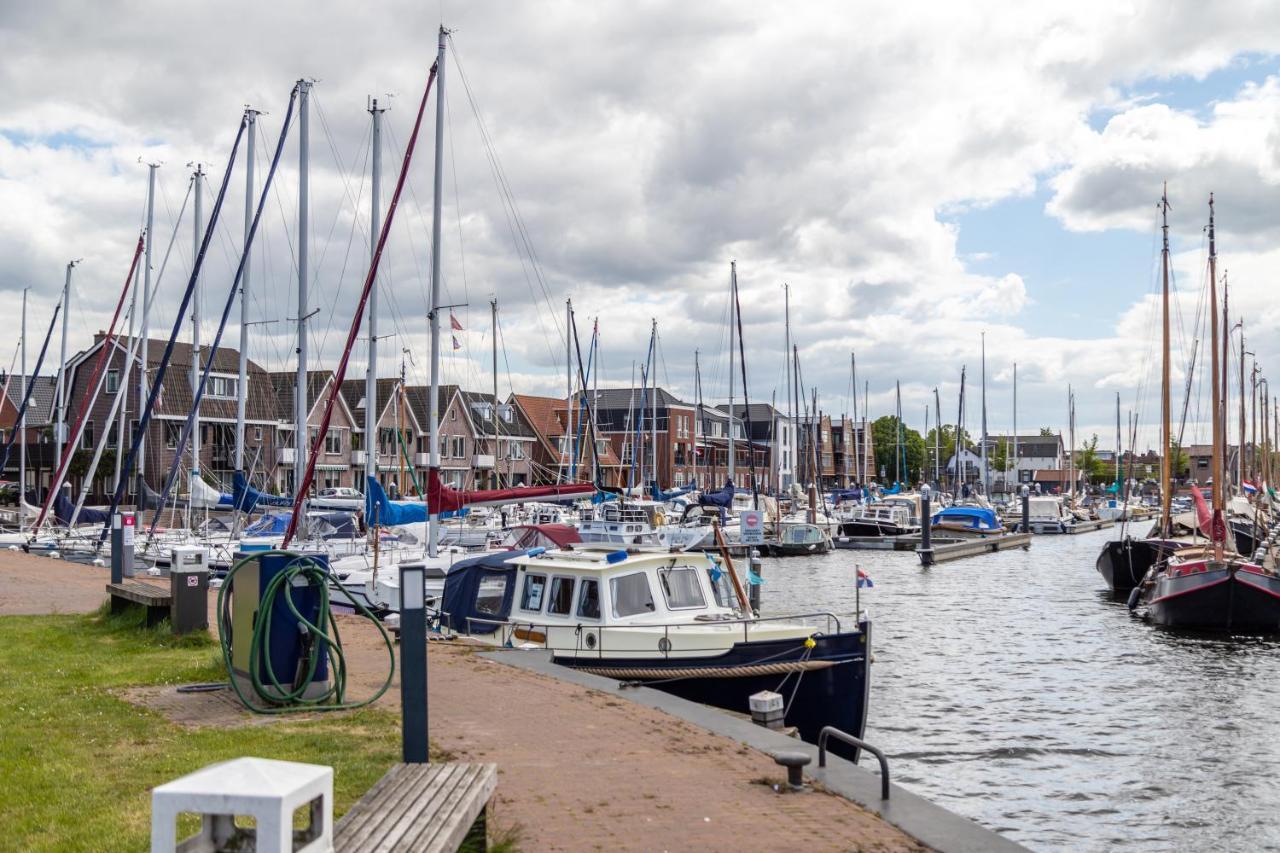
(3, 1), (1280, 452)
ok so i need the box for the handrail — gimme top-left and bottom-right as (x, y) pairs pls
(818, 726), (891, 800)
(444, 608), (844, 638)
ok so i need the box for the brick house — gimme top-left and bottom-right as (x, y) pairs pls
(268, 370), (359, 495)
(509, 393), (625, 487)
(0, 374), (57, 491)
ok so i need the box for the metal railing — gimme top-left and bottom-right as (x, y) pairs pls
(818, 726), (891, 800)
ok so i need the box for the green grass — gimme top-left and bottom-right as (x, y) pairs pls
(0, 604), (403, 852)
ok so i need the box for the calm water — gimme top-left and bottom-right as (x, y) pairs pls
(762, 528), (1280, 852)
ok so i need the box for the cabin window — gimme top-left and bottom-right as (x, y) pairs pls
(658, 567), (705, 609)
(610, 572), (654, 617)
(547, 576), (575, 616)
(519, 573), (547, 612)
(475, 573), (508, 618)
(577, 578), (600, 620)
(707, 569), (734, 608)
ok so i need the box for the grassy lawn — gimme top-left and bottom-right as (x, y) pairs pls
(0, 605), (403, 852)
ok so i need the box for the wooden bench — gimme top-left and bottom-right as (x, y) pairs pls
(105, 581), (171, 628)
(334, 763), (497, 852)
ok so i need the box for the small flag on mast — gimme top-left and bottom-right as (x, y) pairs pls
(451, 335), (462, 351)
(856, 568), (874, 588)
(450, 312), (463, 332)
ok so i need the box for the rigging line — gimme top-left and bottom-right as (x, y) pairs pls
(380, 117), (435, 317)
(450, 39), (564, 350)
(444, 72), (471, 319)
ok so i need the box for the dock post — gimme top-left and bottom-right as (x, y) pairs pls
(399, 564), (428, 763)
(748, 549), (762, 613)
(109, 511), (135, 584)
(1020, 485), (1030, 535)
(918, 485), (934, 566)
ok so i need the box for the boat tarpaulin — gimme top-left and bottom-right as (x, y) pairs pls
(54, 489), (109, 526)
(698, 479), (735, 509)
(365, 476), (430, 525)
(650, 480), (697, 501)
(233, 470), (293, 514)
(440, 550), (525, 635)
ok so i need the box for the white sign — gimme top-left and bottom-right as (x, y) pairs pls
(740, 510), (764, 544)
(186, 574), (200, 587)
(121, 514), (135, 547)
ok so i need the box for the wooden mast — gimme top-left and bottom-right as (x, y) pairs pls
(1208, 192), (1225, 556)
(1159, 184), (1173, 536)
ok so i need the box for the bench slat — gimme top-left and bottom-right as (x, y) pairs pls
(333, 763), (496, 853)
(414, 765), (497, 853)
(105, 582), (171, 605)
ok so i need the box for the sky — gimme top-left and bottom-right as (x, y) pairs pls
(3, 1), (1280, 454)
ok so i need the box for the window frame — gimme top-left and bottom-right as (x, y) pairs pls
(576, 577), (601, 621)
(609, 571), (656, 618)
(657, 566), (707, 610)
(546, 575), (576, 617)
(519, 572), (547, 613)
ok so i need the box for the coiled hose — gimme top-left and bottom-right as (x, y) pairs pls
(217, 550), (395, 714)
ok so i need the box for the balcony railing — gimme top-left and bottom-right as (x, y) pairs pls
(276, 447), (295, 465)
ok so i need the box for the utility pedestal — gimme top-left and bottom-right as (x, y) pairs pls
(110, 511), (136, 584)
(169, 546), (210, 635)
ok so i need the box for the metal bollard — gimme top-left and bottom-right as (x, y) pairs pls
(918, 486), (933, 566)
(748, 549), (762, 613)
(1021, 485), (1030, 534)
(110, 511), (136, 584)
(399, 564), (428, 763)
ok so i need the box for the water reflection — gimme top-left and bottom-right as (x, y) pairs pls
(761, 529), (1280, 851)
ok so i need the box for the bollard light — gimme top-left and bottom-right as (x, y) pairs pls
(400, 564), (428, 764)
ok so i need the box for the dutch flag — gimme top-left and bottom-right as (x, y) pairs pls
(1244, 481), (1258, 495)
(856, 568), (874, 589)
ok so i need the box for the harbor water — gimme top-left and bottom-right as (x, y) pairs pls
(763, 527), (1280, 852)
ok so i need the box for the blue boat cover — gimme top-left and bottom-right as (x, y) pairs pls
(651, 479), (697, 501)
(440, 550), (526, 634)
(931, 505), (1001, 531)
(882, 483), (902, 495)
(365, 476), (431, 524)
(233, 471), (293, 513)
(829, 489), (862, 504)
(54, 489), (109, 526)
(698, 479), (735, 509)
(242, 512), (291, 537)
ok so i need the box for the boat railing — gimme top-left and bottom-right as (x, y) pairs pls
(817, 726), (890, 799)
(441, 609), (845, 656)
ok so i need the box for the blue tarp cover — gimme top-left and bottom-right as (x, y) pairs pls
(698, 479), (735, 509)
(651, 479), (697, 501)
(440, 550), (526, 634)
(54, 489), (109, 526)
(931, 505), (1001, 531)
(233, 471), (293, 513)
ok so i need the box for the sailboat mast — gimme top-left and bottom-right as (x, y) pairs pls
(190, 162), (205, 501)
(116, 257), (140, 495)
(894, 380), (902, 485)
(1208, 193), (1224, 531)
(366, 98), (385, 491)
(980, 332), (988, 495)
(18, 289), (26, 529)
(850, 352), (858, 484)
(236, 111), (257, 475)
(1012, 362), (1018, 489)
(295, 80), (312, 503)
(1115, 392), (1121, 490)
(784, 284), (794, 489)
(54, 260), (75, 472)
(564, 298), (573, 482)
(650, 318), (658, 486)
(728, 262), (736, 484)
(491, 298), (500, 489)
(139, 164), (157, 492)
(426, 28), (447, 557)
(1067, 386), (1075, 503)
(1239, 317), (1246, 489)
(1159, 185), (1173, 535)
(934, 387), (941, 486)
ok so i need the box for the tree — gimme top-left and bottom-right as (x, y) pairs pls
(1038, 427), (1056, 437)
(871, 415), (926, 485)
(1168, 441), (1190, 480)
(924, 425), (973, 470)
(991, 437), (1014, 475)
(1075, 434), (1108, 484)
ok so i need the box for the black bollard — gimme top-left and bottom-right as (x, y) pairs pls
(110, 511), (135, 584)
(1021, 486), (1030, 535)
(399, 564), (428, 763)
(748, 549), (762, 613)
(919, 487), (934, 566)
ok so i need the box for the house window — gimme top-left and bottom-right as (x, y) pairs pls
(254, 426), (263, 441)
(207, 375), (238, 399)
(610, 572), (655, 618)
(164, 421), (181, 449)
(576, 578), (600, 620)
(105, 370), (119, 394)
(439, 434), (449, 457)
(510, 441), (525, 460)
(449, 408), (457, 421)
(451, 436), (465, 458)
(107, 421), (118, 447)
(325, 431), (342, 455)
(520, 573), (547, 612)
(547, 576), (575, 616)
(81, 420), (94, 450)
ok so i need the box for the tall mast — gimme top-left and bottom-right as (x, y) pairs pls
(1012, 362), (1018, 487)
(491, 298), (500, 489)
(863, 380), (869, 485)
(1159, 184), (1173, 534)
(18, 289), (26, 529)
(695, 350), (703, 486)
(1115, 392), (1121, 491)
(1208, 193), (1224, 539)
(980, 332), (988, 495)
(894, 380), (902, 484)
(116, 260), (140, 495)
(564, 298), (573, 482)
(850, 352), (858, 483)
(426, 28), (447, 557)
(139, 164), (157, 493)
(650, 318), (658, 486)
(1238, 317), (1246, 489)
(296, 80), (312, 502)
(933, 388), (941, 486)
(1067, 386), (1075, 503)
(236, 112), (257, 475)
(366, 97), (385, 491)
(190, 162), (205, 499)
(728, 262), (736, 484)
(784, 284), (792, 488)
(1222, 274), (1230, 491)
(54, 260), (75, 472)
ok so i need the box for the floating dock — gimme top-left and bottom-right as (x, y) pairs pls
(917, 532), (1033, 565)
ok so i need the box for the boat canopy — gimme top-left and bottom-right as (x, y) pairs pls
(233, 471), (293, 513)
(440, 550), (525, 635)
(829, 488), (862, 504)
(501, 524), (582, 550)
(931, 505), (1000, 531)
(242, 512), (291, 537)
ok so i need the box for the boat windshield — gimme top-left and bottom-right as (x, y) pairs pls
(659, 567), (706, 609)
(610, 572), (655, 617)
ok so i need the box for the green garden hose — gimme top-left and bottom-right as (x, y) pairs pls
(217, 550), (396, 714)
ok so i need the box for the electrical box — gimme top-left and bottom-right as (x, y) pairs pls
(169, 546), (210, 635)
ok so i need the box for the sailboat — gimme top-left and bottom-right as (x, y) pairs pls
(1133, 193), (1280, 630)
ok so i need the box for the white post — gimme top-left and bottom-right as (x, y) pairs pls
(54, 261), (75, 472)
(236, 112), (257, 474)
(366, 98), (386, 490)
(296, 81), (312, 501)
(426, 29), (447, 558)
(190, 164), (204, 499)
